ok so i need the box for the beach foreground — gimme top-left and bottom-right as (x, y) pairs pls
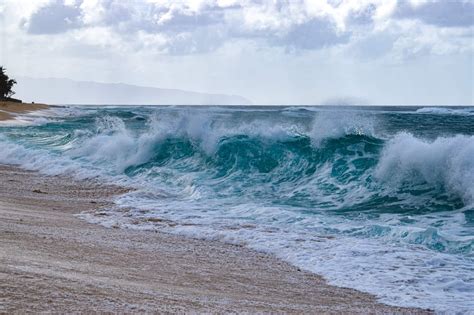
(0, 101), (49, 121)
(0, 164), (429, 313)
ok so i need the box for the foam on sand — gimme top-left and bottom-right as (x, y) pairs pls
(0, 101), (50, 123)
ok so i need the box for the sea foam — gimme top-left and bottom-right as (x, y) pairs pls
(0, 105), (473, 312)
(376, 133), (474, 205)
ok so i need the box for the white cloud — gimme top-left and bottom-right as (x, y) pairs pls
(1, 0), (472, 105)
(390, 20), (473, 58)
(80, 0), (105, 25)
(3, 0), (472, 56)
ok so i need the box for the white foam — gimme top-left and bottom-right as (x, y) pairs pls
(1, 107), (473, 313)
(416, 107), (474, 116)
(88, 195), (474, 313)
(376, 133), (474, 205)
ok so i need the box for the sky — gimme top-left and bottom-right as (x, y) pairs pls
(0, 0), (473, 105)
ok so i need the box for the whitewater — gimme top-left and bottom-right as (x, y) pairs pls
(0, 105), (473, 312)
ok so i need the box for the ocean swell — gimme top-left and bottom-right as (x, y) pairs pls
(0, 106), (473, 312)
(1, 110), (472, 211)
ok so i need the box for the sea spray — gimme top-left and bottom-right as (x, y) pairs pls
(376, 133), (474, 205)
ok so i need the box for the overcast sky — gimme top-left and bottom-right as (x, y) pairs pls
(0, 0), (473, 105)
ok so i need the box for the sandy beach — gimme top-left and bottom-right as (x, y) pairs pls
(0, 0), (471, 311)
(0, 101), (49, 121)
(0, 164), (432, 313)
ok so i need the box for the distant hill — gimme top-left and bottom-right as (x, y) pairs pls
(15, 77), (252, 105)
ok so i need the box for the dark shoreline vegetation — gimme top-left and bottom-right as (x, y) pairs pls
(0, 66), (19, 102)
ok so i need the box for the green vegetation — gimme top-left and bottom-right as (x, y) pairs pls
(0, 66), (17, 100)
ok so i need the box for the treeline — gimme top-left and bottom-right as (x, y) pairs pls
(0, 67), (17, 101)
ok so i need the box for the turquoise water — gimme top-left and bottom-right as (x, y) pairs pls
(1, 105), (473, 312)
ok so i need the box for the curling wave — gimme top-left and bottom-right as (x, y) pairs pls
(0, 105), (473, 312)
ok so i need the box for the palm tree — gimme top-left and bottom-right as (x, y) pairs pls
(0, 66), (17, 99)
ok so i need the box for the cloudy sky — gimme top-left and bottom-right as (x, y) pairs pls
(0, 0), (473, 105)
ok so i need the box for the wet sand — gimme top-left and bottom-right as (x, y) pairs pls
(0, 164), (431, 313)
(0, 101), (49, 121)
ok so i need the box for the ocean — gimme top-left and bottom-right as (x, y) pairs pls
(0, 105), (473, 312)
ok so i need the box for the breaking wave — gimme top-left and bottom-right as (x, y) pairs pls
(416, 107), (474, 115)
(0, 106), (473, 312)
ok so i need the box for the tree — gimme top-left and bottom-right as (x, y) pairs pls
(0, 66), (17, 99)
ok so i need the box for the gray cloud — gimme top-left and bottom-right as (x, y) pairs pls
(26, 0), (82, 34)
(155, 7), (224, 32)
(395, 0), (474, 27)
(273, 18), (350, 50)
(164, 26), (227, 55)
(349, 31), (395, 60)
(94, 0), (132, 26)
(346, 3), (376, 26)
(2, 1), (473, 105)
(19, 0), (474, 59)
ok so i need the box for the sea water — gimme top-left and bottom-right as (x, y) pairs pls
(0, 105), (473, 312)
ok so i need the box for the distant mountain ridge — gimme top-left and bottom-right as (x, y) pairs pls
(15, 77), (252, 105)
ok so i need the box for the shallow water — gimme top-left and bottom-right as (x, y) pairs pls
(1, 105), (473, 312)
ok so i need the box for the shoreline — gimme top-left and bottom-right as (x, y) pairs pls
(0, 164), (431, 313)
(0, 101), (49, 121)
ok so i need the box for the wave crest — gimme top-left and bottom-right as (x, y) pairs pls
(376, 133), (474, 205)
(416, 107), (474, 116)
(310, 112), (378, 146)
